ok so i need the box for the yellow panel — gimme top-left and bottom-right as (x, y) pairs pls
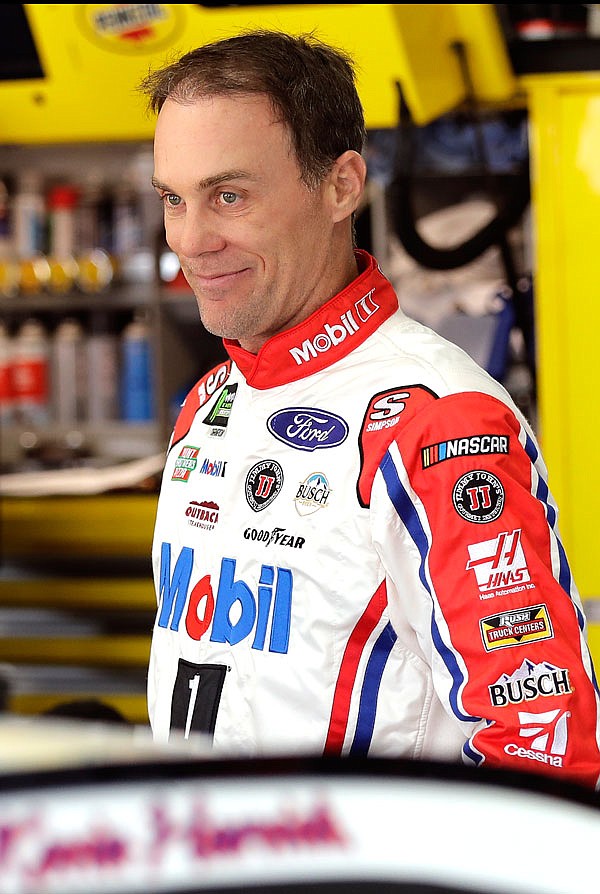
(522, 72), (600, 598)
(0, 635), (151, 666)
(390, 4), (518, 123)
(8, 693), (149, 725)
(0, 494), (158, 558)
(0, 577), (155, 609)
(586, 623), (600, 676)
(0, 4), (517, 143)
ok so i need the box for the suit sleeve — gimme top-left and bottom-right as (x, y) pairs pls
(372, 388), (600, 788)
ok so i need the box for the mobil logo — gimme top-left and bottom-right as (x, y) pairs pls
(157, 542), (293, 653)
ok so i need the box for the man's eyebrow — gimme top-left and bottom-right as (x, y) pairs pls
(151, 170), (253, 192)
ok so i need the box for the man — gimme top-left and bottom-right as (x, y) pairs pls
(139, 30), (600, 787)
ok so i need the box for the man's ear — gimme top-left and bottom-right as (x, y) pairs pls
(329, 150), (367, 222)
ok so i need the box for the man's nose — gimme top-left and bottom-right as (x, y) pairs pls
(171, 207), (226, 257)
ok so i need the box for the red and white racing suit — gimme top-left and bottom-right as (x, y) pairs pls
(149, 250), (600, 787)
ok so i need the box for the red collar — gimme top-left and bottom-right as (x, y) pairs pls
(223, 250), (398, 389)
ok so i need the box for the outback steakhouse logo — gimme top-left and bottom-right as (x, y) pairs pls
(185, 500), (219, 531)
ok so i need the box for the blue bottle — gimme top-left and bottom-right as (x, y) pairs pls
(120, 314), (154, 422)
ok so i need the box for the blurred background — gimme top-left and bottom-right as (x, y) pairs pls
(0, 2), (599, 734)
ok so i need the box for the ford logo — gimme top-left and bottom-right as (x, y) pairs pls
(267, 407), (349, 452)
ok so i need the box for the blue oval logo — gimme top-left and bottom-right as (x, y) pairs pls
(267, 407), (348, 452)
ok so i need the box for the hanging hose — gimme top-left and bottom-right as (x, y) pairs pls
(387, 41), (530, 271)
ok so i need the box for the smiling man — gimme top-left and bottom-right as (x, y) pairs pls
(139, 29), (600, 788)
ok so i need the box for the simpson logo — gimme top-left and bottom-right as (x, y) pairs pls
(202, 384), (237, 437)
(422, 434), (509, 468)
(466, 528), (532, 598)
(158, 543), (293, 653)
(289, 289), (379, 365)
(295, 472), (331, 516)
(452, 470), (504, 523)
(364, 391), (410, 432)
(489, 659), (572, 706)
(504, 708), (570, 768)
(480, 603), (553, 651)
(267, 408), (348, 452)
(185, 500), (219, 531)
(172, 445), (200, 482)
(245, 460), (284, 512)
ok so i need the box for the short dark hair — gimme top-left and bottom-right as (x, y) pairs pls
(138, 29), (366, 188)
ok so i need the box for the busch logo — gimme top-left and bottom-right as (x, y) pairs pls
(289, 289), (379, 365)
(489, 659), (572, 706)
(295, 472), (331, 515)
(466, 529), (531, 597)
(157, 543), (293, 653)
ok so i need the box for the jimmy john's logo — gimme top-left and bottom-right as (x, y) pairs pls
(489, 659), (571, 707)
(480, 604), (553, 651)
(452, 470), (504, 523)
(245, 460), (284, 512)
(422, 434), (509, 468)
(172, 445), (200, 482)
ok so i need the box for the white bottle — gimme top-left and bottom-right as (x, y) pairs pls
(46, 183), (79, 294)
(87, 313), (118, 423)
(51, 317), (87, 425)
(13, 170), (50, 295)
(13, 169), (45, 260)
(12, 318), (50, 426)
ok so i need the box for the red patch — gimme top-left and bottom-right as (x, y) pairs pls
(357, 385), (437, 507)
(171, 360), (232, 447)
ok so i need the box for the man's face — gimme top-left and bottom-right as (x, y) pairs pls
(152, 93), (341, 353)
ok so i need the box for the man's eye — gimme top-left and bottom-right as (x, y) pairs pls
(220, 191), (238, 205)
(165, 194), (182, 207)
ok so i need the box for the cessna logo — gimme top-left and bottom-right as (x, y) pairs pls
(505, 708), (570, 768)
(289, 289), (379, 365)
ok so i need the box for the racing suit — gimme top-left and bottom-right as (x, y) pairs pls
(149, 249), (600, 787)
